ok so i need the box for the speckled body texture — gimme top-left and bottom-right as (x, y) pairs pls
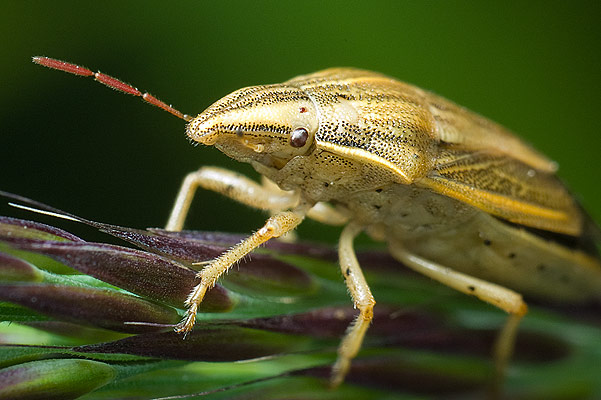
(189, 68), (601, 303)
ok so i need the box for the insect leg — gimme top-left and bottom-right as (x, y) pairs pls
(389, 245), (527, 389)
(260, 176), (348, 242)
(175, 208), (307, 334)
(332, 223), (376, 387)
(165, 167), (300, 231)
(260, 177), (348, 225)
(307, 202), (349, 226)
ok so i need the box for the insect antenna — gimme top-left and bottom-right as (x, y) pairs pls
(32, 56), (192, 122)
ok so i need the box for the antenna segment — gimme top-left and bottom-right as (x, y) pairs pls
(32, 56), (192, 122)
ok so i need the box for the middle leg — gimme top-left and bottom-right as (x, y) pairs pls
(331, 223), (376, 387)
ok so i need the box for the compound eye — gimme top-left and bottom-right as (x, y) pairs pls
(290, 127), (308, 148)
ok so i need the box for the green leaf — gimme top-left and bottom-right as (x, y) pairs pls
(0, 212), (601, 399)
(0, 359), (116, 400)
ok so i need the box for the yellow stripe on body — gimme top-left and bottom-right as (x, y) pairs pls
(421, 177), (581, 236)
(318, 141), (411, 184)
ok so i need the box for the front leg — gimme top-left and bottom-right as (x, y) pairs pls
(175, 208), (307, 334)
(166, 167), (300, 231)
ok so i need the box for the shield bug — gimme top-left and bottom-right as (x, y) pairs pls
(32, 57), (601, 390)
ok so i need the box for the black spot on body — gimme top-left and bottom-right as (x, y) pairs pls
(345, 268), (351, 276)
(468, 285), (476, 292)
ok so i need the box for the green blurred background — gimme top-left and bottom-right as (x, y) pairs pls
(1, 1), (600, 243)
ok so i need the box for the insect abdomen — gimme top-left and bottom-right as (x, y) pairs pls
(381, 187), (601, 302)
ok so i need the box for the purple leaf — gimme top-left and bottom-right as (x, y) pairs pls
(225, 256), (314, 295)
(0, 216), (83, 243)
(152, 229), (337, 260)
(74, 325), (317, 362)
(4, 241), (232, 311)
(0, 284), (179, 333)
(98, 226), (227, 263)
(0, 252), (43, 282)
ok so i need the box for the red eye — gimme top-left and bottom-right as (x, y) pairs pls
(290, 128), (308, 148)
(299, 107), (307, 113)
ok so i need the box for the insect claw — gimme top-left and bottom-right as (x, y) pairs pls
(174, 323), (190, 338)
(174, 316), (194, 337)
(175, 301), (199, 337)
(329, 359), (347, 389)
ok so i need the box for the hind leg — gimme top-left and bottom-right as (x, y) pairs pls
(389, 245), (527, 394)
